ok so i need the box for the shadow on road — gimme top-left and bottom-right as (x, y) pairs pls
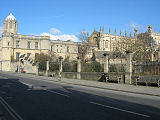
(0, 78), (160, 120)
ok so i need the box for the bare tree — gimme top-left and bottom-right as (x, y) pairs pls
(116, 32), (154, 63)
(77, 30), (90, 61)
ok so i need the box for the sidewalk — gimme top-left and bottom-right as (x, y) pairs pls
(3, 72), (160, 97)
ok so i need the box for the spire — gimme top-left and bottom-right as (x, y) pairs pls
(87, 32), (89, 37)
(125, 30), (127, 37)
(115, 28), (116, 36)
(94, 28), (96, 32)
(120, 29), (122, 36)
(141, 29), (143, 38)
(103, 27), (104, 33)
(100, 26), (101, 32)
(134, 28), (138, 38)
(130, 32), (132, 38)
(109, 28), (111, 35)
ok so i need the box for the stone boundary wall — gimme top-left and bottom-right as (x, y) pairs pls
(38, 71), (125, 81)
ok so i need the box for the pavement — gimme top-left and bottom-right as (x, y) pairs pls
(0, 71), (160, 120)
(2, 71), (160, 97)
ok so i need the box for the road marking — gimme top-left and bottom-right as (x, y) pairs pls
(90, 101), (150, 118)
(43, 89), (70, 98)
(21, 82), (33, 88)
(0, 96), (23, 120)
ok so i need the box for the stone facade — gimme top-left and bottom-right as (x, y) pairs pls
(0, 13), (80, 71)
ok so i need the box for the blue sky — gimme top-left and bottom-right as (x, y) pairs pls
(0, 0), (160, 41)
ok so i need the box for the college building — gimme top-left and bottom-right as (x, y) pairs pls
(0, 13), (159, 73)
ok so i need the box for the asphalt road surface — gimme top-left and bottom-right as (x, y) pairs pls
(0, 72), (160, 120)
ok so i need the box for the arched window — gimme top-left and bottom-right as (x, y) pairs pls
(105, 41), (108, 48)
(93, 37), (97, 45)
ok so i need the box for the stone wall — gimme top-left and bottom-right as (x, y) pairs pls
(10, 61), (37, 74)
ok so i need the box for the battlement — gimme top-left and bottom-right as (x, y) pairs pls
(14, 34), (50, 40)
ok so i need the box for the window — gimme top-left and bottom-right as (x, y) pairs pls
(35, 42), (38, 49)
(153, 54), (156, 57)
(8, 42), (10, 46)
(105, 41), (108, 48)
(6, 23), (8, 29)
(67, 46), (69, 53)
(10, 23), (12, 29)
(27, 41), (31, 49)
(16, 52), (20, 61)
(27, 53), (31, 57)
(51, 45), (53, 51)
(35, 53), (39, 58)
(16, 41), (19, 48)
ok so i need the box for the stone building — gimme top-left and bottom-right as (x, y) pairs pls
(0, 13), (79, 72)
(148, 25), (160, 61)
(0, 13), (159, 72)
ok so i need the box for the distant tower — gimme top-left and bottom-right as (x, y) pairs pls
(103, 27), (104, 33)
(115, 28), (116, 36)
(100, 26), (101, 32)
(3, 13), (18, 34)
(94, 28), (96, 32)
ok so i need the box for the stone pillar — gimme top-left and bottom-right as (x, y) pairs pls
(46, 61), (49, 76)
(59, 56), (63, 79)
(103, 53), (109, 73)
(36, 62), (39, 75)
(125, 51), (133, 84)
(77, 57), (81, 79)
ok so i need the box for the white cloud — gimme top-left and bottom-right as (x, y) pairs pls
(41, 32), (78, 42)
(0, 27), (3, 36)
(50, 28), (61, 34)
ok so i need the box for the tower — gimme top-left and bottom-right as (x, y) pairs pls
(3, 13), (18, 34)
(1, 13), (17, 71)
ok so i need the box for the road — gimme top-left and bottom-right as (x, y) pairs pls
(0, 72), (160, 120)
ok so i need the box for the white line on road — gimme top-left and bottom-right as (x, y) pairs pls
(21, 82), (33, 88)
(43, 89), (70, 98)
(90, 101), (150, 118)
(0, 96), (23, 120)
